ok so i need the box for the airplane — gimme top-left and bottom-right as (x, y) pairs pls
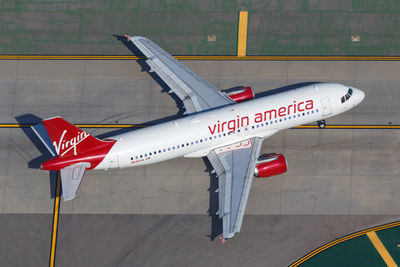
(31, 36), (365, 241)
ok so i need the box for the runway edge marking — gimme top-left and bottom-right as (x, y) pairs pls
(289, 221), (400, 267)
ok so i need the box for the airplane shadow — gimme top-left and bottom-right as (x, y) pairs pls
(15, 114), (58, 199)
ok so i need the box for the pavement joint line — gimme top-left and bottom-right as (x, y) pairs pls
(237, 11), (248, 57)
(49, 172), (61, 267)
(289, 221), (400, 267)
(1, 55), (400, 61)
(367, 231), (398, 267)
(0, 124), (400, 129)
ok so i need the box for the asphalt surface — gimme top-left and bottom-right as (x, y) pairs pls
(1, 59), (400, 266)
(1, 1), (400, 55)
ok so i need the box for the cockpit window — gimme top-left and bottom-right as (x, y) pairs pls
(341, 88), (353, 103)
(348, 88), (353, 95)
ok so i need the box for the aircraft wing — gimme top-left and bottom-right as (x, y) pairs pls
(129, 36), (235, 113)
(207, 137), (263, 239)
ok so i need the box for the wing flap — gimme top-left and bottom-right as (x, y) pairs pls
(207, 137), (263, 239)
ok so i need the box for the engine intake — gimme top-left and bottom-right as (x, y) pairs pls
(226, 87), (255, 103)
(255, 153), (287, 178)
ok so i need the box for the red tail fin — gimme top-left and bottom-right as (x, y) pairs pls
(42, 117), (105, 158)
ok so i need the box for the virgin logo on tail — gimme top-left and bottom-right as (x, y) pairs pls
(53, 130), (90, 157)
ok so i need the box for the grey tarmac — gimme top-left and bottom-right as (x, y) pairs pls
(1, 60), (399, 266)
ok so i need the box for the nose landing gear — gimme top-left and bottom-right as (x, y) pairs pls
(317, 120), (326, 128)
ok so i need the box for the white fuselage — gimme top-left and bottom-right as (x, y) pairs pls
(95, 83), (365, 170)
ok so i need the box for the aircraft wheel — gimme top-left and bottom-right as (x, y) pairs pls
(317, 120), (326, 129)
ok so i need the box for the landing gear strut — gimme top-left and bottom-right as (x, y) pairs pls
(317, 120), (326, 129)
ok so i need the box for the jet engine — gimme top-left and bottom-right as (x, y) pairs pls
(226, 86), (255, 103)
(254, 153), (287, 178)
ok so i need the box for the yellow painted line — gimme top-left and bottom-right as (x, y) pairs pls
(289, 221), (400, 267)
(237, 11), (248, 57)
(49, 172), (61, 267)
(0, 124), (31, 128)
(0, 55), (143, 60)
(0, 123), (399, 129)
(367, 231), (398, 267)
(1, 55), (400, 61)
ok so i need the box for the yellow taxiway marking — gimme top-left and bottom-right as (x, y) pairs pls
(290, 221), (400, 267)
(237, 11), (248, 57)
(49, 172), (61, 267)
(367, 231), (398, 267)
(1, 123), (400, 129)
(1, 55), (400, 61)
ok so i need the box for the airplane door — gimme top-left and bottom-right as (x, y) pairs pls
(320, 97), (332, 117)
(108, 153), (119, 168)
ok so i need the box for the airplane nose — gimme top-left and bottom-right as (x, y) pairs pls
(356, 88), (365, 103)
(350, 86), (365, 105)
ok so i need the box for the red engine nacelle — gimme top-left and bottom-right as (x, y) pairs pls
(226, 87), (255, 103)
(255, 153), (287, 178)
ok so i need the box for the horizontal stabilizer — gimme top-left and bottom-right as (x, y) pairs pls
(61, 162), (90, 201)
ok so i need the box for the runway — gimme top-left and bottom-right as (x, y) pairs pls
(1, 59), (400, 266)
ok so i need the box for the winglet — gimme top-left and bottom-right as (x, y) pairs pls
(124, 34), (131, 42)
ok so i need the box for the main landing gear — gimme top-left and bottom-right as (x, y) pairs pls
(317, 120), (326, 129)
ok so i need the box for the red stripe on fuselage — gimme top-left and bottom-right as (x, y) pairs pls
(41, 140), (116, 170)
